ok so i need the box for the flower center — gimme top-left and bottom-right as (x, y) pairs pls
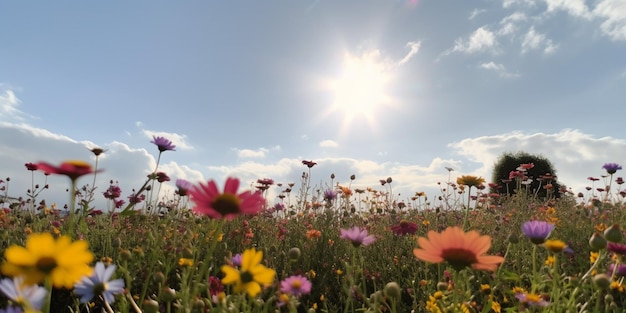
(212, 194), (241, 216)
(93, 282), (108, 295)
(240, 271), (254, 284)
(291, 280), (302, 289)
(36, 256), (58, 274)
(440, 248), (478, 270)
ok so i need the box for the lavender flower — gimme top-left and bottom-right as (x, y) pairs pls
(0, 276), (47, 311)
(175, 179), (192, 196)
(522, 221), (554, 244)
(74, 262), (125, 304)
(151, 136), (176, 152)
(324, 189), (338, 202)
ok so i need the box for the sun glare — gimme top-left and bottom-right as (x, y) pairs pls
(325, 50), (392, 132)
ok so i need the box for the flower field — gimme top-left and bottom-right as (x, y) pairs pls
(1, 137), (626, 313)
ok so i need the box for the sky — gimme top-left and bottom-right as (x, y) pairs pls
(1, 0), (626, 210)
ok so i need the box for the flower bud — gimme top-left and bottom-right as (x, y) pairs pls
(119, 249), (132, 261)
(383, 282), (401, 299)
(142, 299), (159, 313)
(593, 274), (611, 290)
(589, 232), (608, 251)
(160, 287), (177, 302)
(288, 247), (301, 261)
(604, 224), (623, 243)
(507, 233), (519, 244)
(112, 237), (122, 248)
(436, 282), (448, 291)
(153, 272), (166, 284)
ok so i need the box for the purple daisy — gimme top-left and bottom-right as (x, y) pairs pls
(340, 226), (376, 247)
(521, 220), (554, 244)
(280, 275), (312, 297)
(607, 242), (626, 256)
(151, 136), (176, 152)
(175, 179), (192, 196)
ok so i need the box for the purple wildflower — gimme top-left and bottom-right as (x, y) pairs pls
(390, 220), (418, 236)
(231, 253), (242, 267)
(609, 263), (626, 277)
(607, 242), (626, 256)
(280, 275), (312, 297)
(324, 189), (338, 202)
(151, 136), (176, 152)
(522, 220), (554, 244)
(515, 293), (549, 307)
(340, 226), (376, 247)
(103, 184), (122, 200)
(175, 179), (192, 196)
(602, 163), (622, 175)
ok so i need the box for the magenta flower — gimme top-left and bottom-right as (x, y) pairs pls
(603, 163), (622, 175)
(103, 184), (122, 200)
(127, 193), (146, 205)
(521, 221), (554, 244)
(189, 177), (265, 219)
(302, 160), (317, 168)
(280, 275), (312, 297)
(151, 136), (176, 152)
(607, 242), (626, 256)
(340, 226), (376, 247)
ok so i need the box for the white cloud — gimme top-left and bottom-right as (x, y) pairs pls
(469, 8), (486, 20)
(544, 0), (592, 19)
(236, 148), (269, 158)
(593, 0), (626, 41)
(479, 61), (521, 77)
(498, 12), (527, 35)
(398, 41), (422, 65)
(453, 26), (498, 54)
(142, 130), (193, 150)
(503, 0), (537, 9)
(319, 140), (339, 148)
(521, 27), (558, 54)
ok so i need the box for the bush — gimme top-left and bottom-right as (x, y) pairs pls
(491, 151), (562, 199)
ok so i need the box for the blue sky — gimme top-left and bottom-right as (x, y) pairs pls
(1, 0), (626, 210)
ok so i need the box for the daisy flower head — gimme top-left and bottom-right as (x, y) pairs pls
(0, 276), (47, 311)
(521, 220), (554, 244)
(151, 136), (176, 152)
(515, 292), (549, 307)
(413, 226), (504, 272)
(1, 232), (94, 288)
(280, 275), (312, 297)
(74, 262), (125, 304)
(221, 248), (276, 297)
(36, 160), (99, 182)
(189, 177), (265, 219)
(340, 226), (376, 247)
(175, 179), (192, 197)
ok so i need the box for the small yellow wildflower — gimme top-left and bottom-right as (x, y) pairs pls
(308, 269), (316, 279)
(544, 239), (567, 253)
(590, 251), (599, 264)
(433, 291), (444, 300)
(335, 269), (343, 276)
(480, 284), (491, 294)
(422, 220), (430, 226)
(610, 281), (626, 292)
(178, 258), (194, 267)
(491, 300), (501, 313)
(545, 256), (555, 266)
(512, 286), (526, 294)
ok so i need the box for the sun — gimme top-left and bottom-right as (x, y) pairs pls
(325, 50), (393, 132)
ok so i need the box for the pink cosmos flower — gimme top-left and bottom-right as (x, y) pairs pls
(340, 226), (376, 247)
(280, 275), (312, 297)
(189, 177), (265, 219)
(36, 160), (100, 181)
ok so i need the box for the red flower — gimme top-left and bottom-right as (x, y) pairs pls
(189, 177), (265, 219)
(25, 163), (38, 171)
(390, 220), (418, 236)
(302, 160), (317, 168)
(36, 160), (99, 181)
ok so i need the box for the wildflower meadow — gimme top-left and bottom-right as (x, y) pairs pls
(2, 136), (626, 313)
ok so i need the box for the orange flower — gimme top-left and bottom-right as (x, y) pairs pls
(413, 226), (504, 271)
(306, 229), (322, 239)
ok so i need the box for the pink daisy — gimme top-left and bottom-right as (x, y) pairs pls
(189, 177), (265, 219)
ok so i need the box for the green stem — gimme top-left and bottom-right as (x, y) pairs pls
(68, 179), (77, 238)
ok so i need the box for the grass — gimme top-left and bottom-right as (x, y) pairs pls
(1, 141), (626, 313)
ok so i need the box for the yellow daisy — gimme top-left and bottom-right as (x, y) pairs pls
(221, 248), (275, 297)
(1, 233), (94, 288)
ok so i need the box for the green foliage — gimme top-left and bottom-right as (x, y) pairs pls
(491, 151), (562, 199)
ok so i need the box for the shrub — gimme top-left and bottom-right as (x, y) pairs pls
(491, 151), (563, 199)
